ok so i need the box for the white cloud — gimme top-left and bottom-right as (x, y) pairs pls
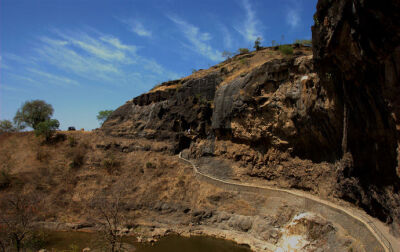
(28, 68), (80, 87)
(285, 1), (301, 29)
(37, 36), (120, 83)
(119, 19), (152, 37)
(236, 0), (262, 43)
(167, 15), (222, 62)
(34, 29), (178, 85)
(52, 31), (133, 63)
(131, 21), (152, 37)
(219, 24), (233, 49)
(100, 36), (137, 52)
(286, 7), (300, 29)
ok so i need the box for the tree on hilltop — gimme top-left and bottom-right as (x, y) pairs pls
(0, 120), (16, 133)
(254, 37), (262, 51)
(97, 110), (114, 125)
(13, 100), (54, 130)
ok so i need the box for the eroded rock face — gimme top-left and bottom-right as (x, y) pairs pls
(212, 55), (342, 163)
(102, 74), (221, 153)
(312, 0), (400, 231)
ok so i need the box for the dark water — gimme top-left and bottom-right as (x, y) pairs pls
(44, 231), (251, 252)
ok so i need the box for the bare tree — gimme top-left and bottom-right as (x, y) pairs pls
(91, 192), (126, 252)
(0, 193), (39, 252)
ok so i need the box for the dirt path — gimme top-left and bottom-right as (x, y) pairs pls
(179, 153), (398, 252)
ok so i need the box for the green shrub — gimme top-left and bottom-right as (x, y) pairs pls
(278, 45), (293, 55)
(34, 119), (60, 141)
(294, 39), (312, 46)
(146, 162), (155, 169)
(238, 48), (250, 54)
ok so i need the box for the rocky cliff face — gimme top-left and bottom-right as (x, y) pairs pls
(312, 0), (400, 232)
(103, 0), (400, 234)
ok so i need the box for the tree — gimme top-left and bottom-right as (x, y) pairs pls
(221, 50), (233, 60)
(253, 37), (262, 51)
(34, 119), (60, 141)
(14, 100), (54, 129)
(238, 48), (250, 54)
(97, 110), (114, 125)
(0, 120), (15, 133)
(0, 193), (39, 252)
(90, 193), (126, 252)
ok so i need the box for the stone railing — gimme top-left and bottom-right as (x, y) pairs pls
(179, 153), (392, 252)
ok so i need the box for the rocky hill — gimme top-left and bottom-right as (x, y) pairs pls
(103, 0), (400, 235)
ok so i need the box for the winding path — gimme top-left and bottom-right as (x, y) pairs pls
(179, 153), (397, 252)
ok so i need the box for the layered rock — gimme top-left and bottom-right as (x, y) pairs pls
(102, 74), (221, 153)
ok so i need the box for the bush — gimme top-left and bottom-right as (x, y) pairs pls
(0, 120), (16, 133)
(279, 45), (293, 55)
(146, 162), (155, 169)
(294, 39), (312, 46)
(67, 147), (86, 169)
(238, 48), (250, 54)
(253, 37), (262, 51)
(34, 119), (60, 141)
(102, 154), (120, 175)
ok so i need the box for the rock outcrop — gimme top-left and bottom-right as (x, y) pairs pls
(102, 0), (400, 235)
(312, 0), (400, 233)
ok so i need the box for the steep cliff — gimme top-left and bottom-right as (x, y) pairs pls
(312, 0), (400, 233)
(102, 1), (400, 235)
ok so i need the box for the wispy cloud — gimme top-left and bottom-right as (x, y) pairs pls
(131, 21), (152, 37)
(119, 19), (152, 37)
(100, 36), (137, 51)
(286, 2), (301, 29)
(36, 36), (120, 83)
(219, 24), (233, 49)
(34, 29), (178, 85)
(28, 68), (80, 87)
(236, 0), (262, 43)
(167, 15), (222, 62)
(52, 31), (133, 63)
(0, 56), (9, 69)
(0, 84), (28, 92)
(2, 53), (36, 66)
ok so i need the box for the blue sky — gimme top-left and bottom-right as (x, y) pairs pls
(0, 0), (317, 130)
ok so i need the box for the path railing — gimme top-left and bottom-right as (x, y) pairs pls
(178, 152), (393, 252)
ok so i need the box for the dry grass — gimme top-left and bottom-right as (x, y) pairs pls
(146, 46), (312, 95)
